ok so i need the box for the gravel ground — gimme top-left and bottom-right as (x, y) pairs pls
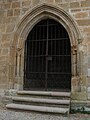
(0, 110), (90, 120)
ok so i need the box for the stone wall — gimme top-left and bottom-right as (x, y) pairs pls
(0, 0), (90, 101)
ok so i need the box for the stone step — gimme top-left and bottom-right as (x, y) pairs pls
(6, 103), (69, 114)
(12, 96), (70, 105)
(17, 91), (70, 97)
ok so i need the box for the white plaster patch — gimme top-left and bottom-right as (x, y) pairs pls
(9, 89), (17, 96)
(87, 87), (90, 92)
(0, 89), (5, 96)
(79, 45), (84, 51)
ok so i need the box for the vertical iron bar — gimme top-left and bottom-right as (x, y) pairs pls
(35, 26), (37, 72)
(55, 25), (56, 72)
(66, 39), (67, 73)
(42, 26), (44, 72)
(51, 25), (52, 72)
(25, 41), (27, 75)
(24, 41), (27, 88)
(45, 19), (49, 90)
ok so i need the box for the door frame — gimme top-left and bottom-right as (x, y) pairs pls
(10, 3), (81, 91)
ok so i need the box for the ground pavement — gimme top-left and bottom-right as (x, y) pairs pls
(0, 110), (90, 120)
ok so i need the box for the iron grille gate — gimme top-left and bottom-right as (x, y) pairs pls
(24, 19), (71, 91)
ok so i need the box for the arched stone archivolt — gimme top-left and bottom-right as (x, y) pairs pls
(11, 3), (82, 91)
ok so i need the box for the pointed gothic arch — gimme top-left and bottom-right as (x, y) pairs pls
(10, 3), (81, 90)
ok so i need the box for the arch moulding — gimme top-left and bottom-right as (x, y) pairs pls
(11, 3), (81, 91)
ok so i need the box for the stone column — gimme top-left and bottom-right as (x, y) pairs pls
(16, 52), (20, 77)
(72, 45), (77, 76)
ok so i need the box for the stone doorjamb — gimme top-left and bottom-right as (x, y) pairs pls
(10, 3), (82, 91)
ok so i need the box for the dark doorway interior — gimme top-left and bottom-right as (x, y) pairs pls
(24, 19), (71, 91)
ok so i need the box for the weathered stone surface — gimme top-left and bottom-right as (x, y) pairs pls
(32, 0), (40, 6)
(7, 9), (13, 16)
(45, 0), (54, 3)
(0, 10), (5, 18)
(7, 0), (12, 2)
(71, 92), (87, 100)
(0, 24), (6, 33)
(55, 0), (62, 3)
(6, 24), (15, 32)
(71, 8), (81, 12)
(14, 9), (20, 16)
(83, 27), (90, 33)
(58, 3), (69, 9)
(74, 12), (88, 18)
(12, 2), (20, 8)
(0, 0), (89, 104)
(21, 8), (29, 15)
(3, 3), (11, 9)
(77, 19), (90, 26)
(2, 49), (9, 55)
(22, 0), (31, 7)
(1, 34), (11, 42)
(81, 0), (90, 7)
(70, 2), (80, 8)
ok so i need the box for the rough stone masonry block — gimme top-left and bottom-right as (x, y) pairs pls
(88, 56), (90, 67)
(2, 49), (9, 55)
(6, 24), (15, 32)
(22, 0), (31, 7)
(45, 0), (54, 3)
(0, 10), (5, 18)
(14, 9), (20, 16)
(0, 84), (8, 90)
(81, 0), (90, 7)
(7, 9), (13, 16)
(71, 8), (81, 13)
(88, 44), (90, 53)
(74, 12), (88, 18)
(7, 0), (12, 2)
(87, 77), (90, 86)
(1, 34), (11, 42)
(0, 24), (6, 33)
(87, 87), (90, 100)
(70, 2), (80, 8)
(3, 3), (11, 9)
(12, 2), (20, 8)
(71, 92), (87, 100)
(0, 49), (2, 55)
(58, 3), (69, 9)
(55, 0), (62, 3)
(77, 19), (90, 26)
(1, 41), (11, 48)
(84, 27), (90, 33)
(32, 0), (40, 6)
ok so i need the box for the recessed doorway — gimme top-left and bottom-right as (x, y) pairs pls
(24, 19), (71, 91)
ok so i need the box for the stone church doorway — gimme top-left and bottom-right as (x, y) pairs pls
(24, 18), (71, 91)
